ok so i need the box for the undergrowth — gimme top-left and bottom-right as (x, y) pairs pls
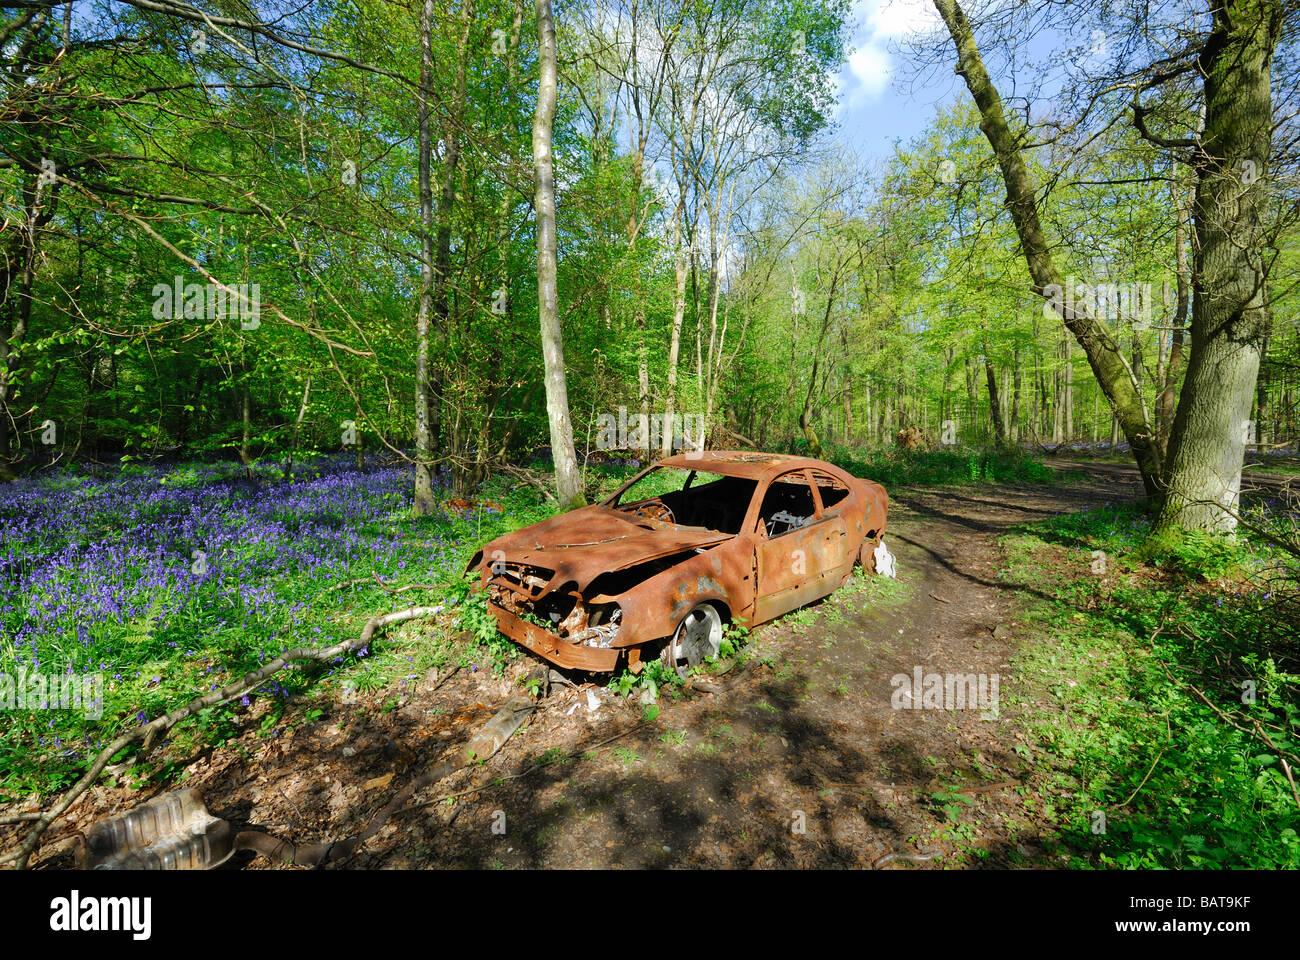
(1001, 501), (1300, 868)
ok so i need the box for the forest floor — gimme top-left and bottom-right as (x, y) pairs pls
(22, 460), (1178, 870)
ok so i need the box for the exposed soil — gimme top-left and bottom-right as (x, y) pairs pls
(22, 464), (1152, 870)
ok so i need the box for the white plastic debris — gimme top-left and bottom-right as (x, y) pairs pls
(874, 538), (897, 578)
(586, 689), (602, 713)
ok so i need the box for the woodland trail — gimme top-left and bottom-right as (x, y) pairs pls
(29, 468), (1149, 870)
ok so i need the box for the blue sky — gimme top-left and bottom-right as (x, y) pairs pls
(832, 0), (957, 159)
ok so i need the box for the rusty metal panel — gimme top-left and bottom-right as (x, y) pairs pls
(490, 603), (621, 671)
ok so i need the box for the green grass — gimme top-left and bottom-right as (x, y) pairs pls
(1000, 503), (1300, 868)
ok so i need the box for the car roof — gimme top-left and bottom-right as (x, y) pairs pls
(655, 450), (847, 483)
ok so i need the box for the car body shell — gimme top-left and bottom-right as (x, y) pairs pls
(467, 451), (889, 672)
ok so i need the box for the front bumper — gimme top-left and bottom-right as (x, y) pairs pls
(489, 602), (622, 672)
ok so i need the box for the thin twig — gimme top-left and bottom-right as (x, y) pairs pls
(1281, 759), (1300, 811)
(1119, 747), (1166, 808)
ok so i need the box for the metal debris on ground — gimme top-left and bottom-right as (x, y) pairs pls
(80, 788), (233, 870)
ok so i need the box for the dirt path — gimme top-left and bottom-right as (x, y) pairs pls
(26, 466), (1146, 870)
(346, 468), (1142, 869)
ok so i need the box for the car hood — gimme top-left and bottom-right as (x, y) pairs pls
(482, 505), (731, 590)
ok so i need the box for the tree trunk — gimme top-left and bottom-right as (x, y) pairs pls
(240, 378), (252, 473)
(1010, 347), (1022, 444)
(1254, 306), (1272, 446)
(983, 346), (1005, 446)
(0, 172), (57, 477)
(1063, 336), (1073, 441)
(800, 257), (843, 459)
(432, 0), (476, 488)
(283, 374), (312, 481)
(412, 0), (437, 516)
(663, 194), (688, 456)
(1154, 0), (1281, 534)
(1157, 180), (1192, 460)
(533, 0), (583, 509)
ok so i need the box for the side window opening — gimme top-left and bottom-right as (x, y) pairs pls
(809, 470), (850, 511)
(757, 472), (817, 537)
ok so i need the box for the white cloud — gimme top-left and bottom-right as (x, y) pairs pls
(839, 0), (942, 107)
(848, 43), (893, 98)
(867, 0), (943, 39)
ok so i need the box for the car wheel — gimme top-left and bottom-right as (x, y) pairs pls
(858, 537), (879, 573)
(661, 603), (723, 679)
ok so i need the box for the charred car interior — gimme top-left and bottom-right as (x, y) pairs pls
(468, 452), (889, 675)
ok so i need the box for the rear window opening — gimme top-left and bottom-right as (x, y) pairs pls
(810, 470), (850, 510)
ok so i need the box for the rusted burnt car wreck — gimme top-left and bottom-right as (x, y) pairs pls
(467, 452), (889, 675)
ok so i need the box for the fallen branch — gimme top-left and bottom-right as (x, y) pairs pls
(498, 464), (557, 502)
(320, 574), (441, 598)
(0, 603), (447, 870)
(1158, 660), (1299, 768)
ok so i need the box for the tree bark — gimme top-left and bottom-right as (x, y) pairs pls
(533, 0), (583, 509)
(1157, 180), (1192, 459)
(412, 0), (437, 515)
(1010, 346), (1022, 444)
(431, 0), (476, 486)
(1154, 0), (1282, 534)
(983, 345), (1005, 446)
(663, 186), (689, 456)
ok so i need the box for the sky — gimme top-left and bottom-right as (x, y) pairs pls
(832, 0), (957, 161)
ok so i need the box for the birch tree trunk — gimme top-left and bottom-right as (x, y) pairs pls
(412, 0), (437, 516)
(662, 191), (688, 456)
(533, 0), (583, 509)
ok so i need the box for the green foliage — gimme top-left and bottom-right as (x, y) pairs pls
(1002, 503), (1300, 868)
(449, 572), (517, 676)
(1135, 528), (1248, 581)
(829, 446), (1056, 487)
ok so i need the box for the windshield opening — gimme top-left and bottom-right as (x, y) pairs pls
(609, 467), (756, 535)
